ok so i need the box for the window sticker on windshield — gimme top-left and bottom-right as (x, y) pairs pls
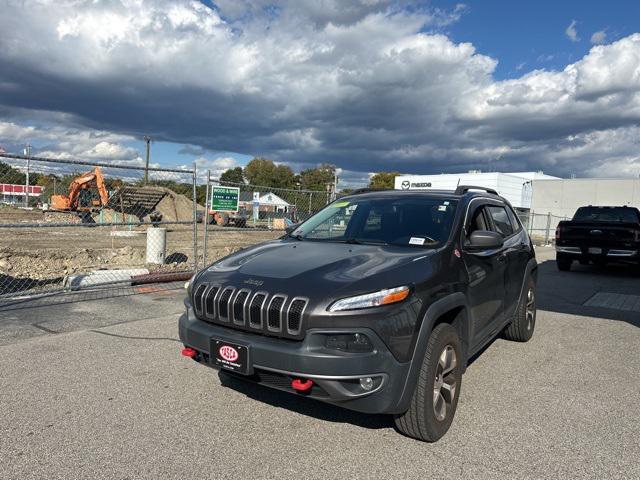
(438, 205), (447, 211)
(409, 237), (425, 245)
(332, 201), (350, 208)
(443, 201), (450, 205)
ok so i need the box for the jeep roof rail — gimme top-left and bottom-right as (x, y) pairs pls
(346, 188), (392, 195)
(454, 185), (498, 196)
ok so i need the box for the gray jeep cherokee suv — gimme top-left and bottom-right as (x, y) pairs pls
(179, 186), (537, 441)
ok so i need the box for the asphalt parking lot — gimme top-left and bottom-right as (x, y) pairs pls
(1, 247), (639, 480)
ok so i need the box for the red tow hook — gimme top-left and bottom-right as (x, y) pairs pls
(291, 378), (314, 392)
(181, 347), (198, 359)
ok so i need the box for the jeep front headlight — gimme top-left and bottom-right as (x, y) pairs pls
(328, 286), (410, 312)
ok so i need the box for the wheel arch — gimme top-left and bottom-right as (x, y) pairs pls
(393, 292), (469, 413)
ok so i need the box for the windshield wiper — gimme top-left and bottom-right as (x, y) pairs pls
(345, 238), (388, 245)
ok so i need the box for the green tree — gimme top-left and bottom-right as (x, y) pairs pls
(244, 157), (295, 188)
(0, 160), (26, 184)
(220, 167), (244, 185)
(298, 163), (335, 191)
(368, 171), (400, 189)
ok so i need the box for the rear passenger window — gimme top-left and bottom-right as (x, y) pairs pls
(506, 207), (522, 233)
(487, 206), (514, 237)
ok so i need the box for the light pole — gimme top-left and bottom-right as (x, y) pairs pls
(143, 136), (151, 184)
(23, 143), (31, 207)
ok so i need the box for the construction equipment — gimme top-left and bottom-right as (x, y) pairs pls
(51, 167), (110, 211)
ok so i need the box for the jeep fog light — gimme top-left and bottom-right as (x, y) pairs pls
(328, 286), (410, 312)
(325, 333), (373, 353)
(359, 377), (374, 391)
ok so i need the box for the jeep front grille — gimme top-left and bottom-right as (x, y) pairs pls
(287, 298), (308, 334)
(192, 285), (308, 339)
(267, 295), (286, 332)
(218, 287), (235, 321)
(204, 286), (219, 318)
(233, 289), (250, 325)
(193, 284), (207, 316)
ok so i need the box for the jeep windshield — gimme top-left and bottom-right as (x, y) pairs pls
(291, 196), (457, 247)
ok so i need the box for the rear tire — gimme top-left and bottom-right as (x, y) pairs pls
(504, 277), (536, 342)
(556, 256), (572, 271)
(394, 323), (462, 442)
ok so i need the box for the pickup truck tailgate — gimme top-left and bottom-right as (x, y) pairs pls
(558, 221), (640, 248)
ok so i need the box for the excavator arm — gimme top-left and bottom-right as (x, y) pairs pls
(51, 166), (110, 211)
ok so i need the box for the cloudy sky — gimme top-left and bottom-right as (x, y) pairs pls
(1, 0), (639, 186)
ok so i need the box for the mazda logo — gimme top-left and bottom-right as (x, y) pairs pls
(401, 180), (410, 190)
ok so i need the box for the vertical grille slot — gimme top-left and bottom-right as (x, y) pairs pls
(233, 289), (250, 325)
(217, 287), (235, 321)
(204, 286), (219, 318)
(249, 292), (267, 328)
(287, 298), (308, 334)
(192, 284), (207, 316)
(267, 295), (286, 332)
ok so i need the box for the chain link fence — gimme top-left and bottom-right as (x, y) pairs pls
(0, 153), (200, 301)
(1, 154), (573, 304)
(200, 175), (333, 266)
(518, 211), (570, 246)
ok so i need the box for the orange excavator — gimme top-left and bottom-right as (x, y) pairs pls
(51, 166), (110, 211)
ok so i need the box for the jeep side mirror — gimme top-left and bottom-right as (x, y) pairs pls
(468, 230), (504, 250)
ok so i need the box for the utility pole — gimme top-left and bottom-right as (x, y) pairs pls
(333, 167), (338, 201)
(143, 136), (151, 184)
(23, 143), (31, 207)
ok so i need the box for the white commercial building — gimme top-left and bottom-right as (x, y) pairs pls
(530, 178), (640, 218)
(394, 171), (558, 210)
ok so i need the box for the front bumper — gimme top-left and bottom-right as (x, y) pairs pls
(179, 307), (411, 414)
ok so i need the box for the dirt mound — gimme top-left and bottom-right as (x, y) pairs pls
(43, 211), (83, 224)
(152, 188), (202, 223)
(90, 187), (202, 224)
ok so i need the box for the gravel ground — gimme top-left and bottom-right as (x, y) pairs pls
(0, 247), (639, 480)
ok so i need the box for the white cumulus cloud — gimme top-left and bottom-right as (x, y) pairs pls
(0, 1), (639, 181)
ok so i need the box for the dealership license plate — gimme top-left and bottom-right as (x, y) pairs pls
(588, 247), (603, 254)
(211, 339), (249, 374)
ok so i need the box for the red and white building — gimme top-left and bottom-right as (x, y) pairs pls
(0, 184), (43, 204)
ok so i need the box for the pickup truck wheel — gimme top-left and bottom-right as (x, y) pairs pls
(556, 257), (572, 271)
(394, 323), (462, 442)
(503, 277), (536, 342)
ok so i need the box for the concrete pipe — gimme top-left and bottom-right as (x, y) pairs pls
(146, 227), (167, 264)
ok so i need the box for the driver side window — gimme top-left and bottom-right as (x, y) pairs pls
(468, 206), (489, 236)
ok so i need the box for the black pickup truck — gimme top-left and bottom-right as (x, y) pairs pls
(555, 206), (640, 270)
(180, 186), (537, 442)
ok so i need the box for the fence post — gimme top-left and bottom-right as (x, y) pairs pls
(202, 170), (210, 267)
(192, 162), (198, 271)
(544, 212), (551, 245)
(528, 210), (534, 236)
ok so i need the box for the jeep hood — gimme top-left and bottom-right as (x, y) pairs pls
(205, 239), (438, 293)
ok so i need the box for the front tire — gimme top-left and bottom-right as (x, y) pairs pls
(504, 277), (536, 342)
(394, 323), (462, 442)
